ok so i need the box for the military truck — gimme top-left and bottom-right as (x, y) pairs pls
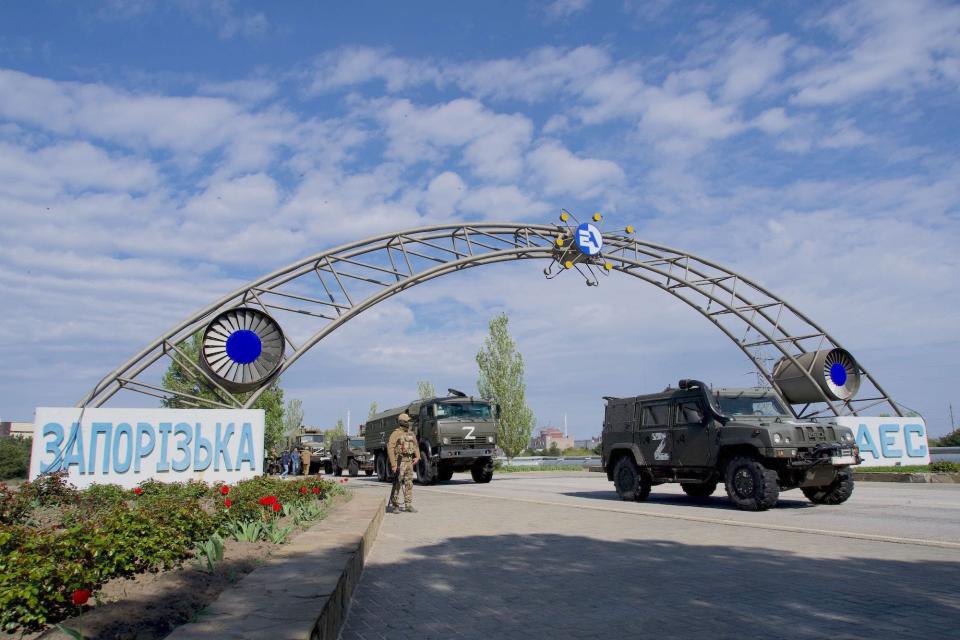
(330, 436), (375, 477)
(364, 389), (499, 484)
(294, 427), (333, 475)
(601, 379), (861, 511)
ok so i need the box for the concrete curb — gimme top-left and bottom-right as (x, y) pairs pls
(853, 472), (960, 483)
(167, 490), (386, 640)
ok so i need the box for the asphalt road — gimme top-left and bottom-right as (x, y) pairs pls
(338, 472), (960, 640)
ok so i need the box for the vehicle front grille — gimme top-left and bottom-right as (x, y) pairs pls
(448, 437), (488, 448)
(794, 425), (838, 442)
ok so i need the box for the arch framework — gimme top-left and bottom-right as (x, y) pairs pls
(78, 223), (902, 419)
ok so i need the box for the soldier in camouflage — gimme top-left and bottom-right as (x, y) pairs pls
(387, 413), (421, 513)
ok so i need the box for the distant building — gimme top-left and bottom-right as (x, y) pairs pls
(530, 427), (574, 452)
(0, 421), (34, 438)
(574, 437), (601, 451)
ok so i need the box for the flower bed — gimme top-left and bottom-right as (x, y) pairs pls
(0, 472), (344, 634)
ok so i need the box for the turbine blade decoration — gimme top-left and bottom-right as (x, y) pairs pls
(543, 209), (630, 286)
(200, 307), (285, 393)
(772, 348), (862, 404)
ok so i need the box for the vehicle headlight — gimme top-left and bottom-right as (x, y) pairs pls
(487, 436), (494, 443)
(773, 433), (783, 444)
(784, 436), (791, 444)
(842, 433), (853, 442)
(442, 437), (450, 445)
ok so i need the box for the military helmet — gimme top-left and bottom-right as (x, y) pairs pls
(398, 412), (411, 425)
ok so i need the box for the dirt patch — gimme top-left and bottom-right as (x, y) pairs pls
(27, 494), (349, 640)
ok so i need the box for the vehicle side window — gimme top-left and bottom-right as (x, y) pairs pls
(641, 403), (670, 427)
(675, 402), (704, 425)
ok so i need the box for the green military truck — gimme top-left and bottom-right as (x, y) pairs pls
(364, 389), (499, 484)
(601, 379), (861, 511)
(330, 436), (374, 477)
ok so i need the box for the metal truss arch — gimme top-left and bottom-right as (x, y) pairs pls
(79, 223), (901, 419)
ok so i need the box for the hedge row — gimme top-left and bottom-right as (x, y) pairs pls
(0, 472), (344, 632)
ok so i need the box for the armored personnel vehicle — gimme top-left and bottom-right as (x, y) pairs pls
(365, 389), (498, 484)
(601, 380), (861, 511)
(330, 436), (375, 477)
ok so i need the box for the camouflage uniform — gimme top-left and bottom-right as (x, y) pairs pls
(388, 414), (420, 511)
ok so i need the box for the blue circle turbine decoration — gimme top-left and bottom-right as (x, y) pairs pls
(200, 308), (285, 393)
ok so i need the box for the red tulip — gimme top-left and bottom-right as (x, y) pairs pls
(344, 478), (349, 482)
(220, 485), (230, 496)
(133, 487), (143, 495)
(311, 487), (320, 494)
(224, 498), (232, 508)
(298, 486), (307, 495)
(258, 495), (278, 506)
(272, 502), (281, 513)
(71, 589), (91, 606)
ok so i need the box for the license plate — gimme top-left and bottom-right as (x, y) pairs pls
(831, 456), (856, 465)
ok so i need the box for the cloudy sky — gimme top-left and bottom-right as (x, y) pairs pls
(0, 0), (957, 438)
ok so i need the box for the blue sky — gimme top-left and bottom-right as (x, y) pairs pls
(0, 0), (958, 437)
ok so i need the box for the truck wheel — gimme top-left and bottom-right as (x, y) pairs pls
(375, 454), (388, 482)
(324, 461), (333, 475)
(365, 469), (374, 476)
(334, 462), (343, 477)
(438, 466), (454, 482)
(470, 460), (493, 483)
(416, 454), (438, 485)
(681, 481), (718, 498)
(802, 468), (854, 505)
(724, 456), (779, 511)
(612, 456), (651, 502)
(348, 459), (360, 477)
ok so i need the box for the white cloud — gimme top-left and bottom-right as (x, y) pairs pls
(719, 34), (792, 103)
(423, 171), (466, 217)
(791, 0), (960, 105)
(545, 0), (591, 20)
(306, 47), (438, 94)
(379, 98), (533, 181)
(527, 140), (624, 199)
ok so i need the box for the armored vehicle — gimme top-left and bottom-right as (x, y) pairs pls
(365, 389), (498, 484)
(601, 379), (861, 511)
(331, 436), (375, 477)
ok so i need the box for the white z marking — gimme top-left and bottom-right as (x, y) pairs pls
(462, 426), (476, 440)
(652, 432), (670, 461)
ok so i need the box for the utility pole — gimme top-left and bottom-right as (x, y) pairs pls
(950, 403), (956, 431)
(564, 413), (568, 438)
(347, 409), (351, 436)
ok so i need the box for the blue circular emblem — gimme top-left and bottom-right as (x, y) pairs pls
(226, 329), (262, 364)
(829, 362), (847, 387)
(574, 223), (603, 256)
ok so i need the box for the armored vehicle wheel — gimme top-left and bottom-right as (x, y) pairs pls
(375, 454), (389, 482)
(348, 459), (360, 477)
(324, 461), (333, 475)
(724, 456), (779, 511)
(471, 460), (493, 483)
(681, 481), (718, 498)
(417, 454), (438, 485)
(802, 468), (854, 505)
(612, 456), (651, 502)
(334, 463), (343, 477)
(438, 467), (454, 481)
(365, 469), (374, 476)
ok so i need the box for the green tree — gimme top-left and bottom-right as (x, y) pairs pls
(476, 313), (535, 458)
(324, 418), (346, 445)
(283, 398), (304, 442)
(939, 429), (960, 447)
(0, 436), (32, 480)
(368, 401), (379, 419)
(546, 442), (561, 457)
(417, 381), (436, 400)
(160, 332), (288, 452)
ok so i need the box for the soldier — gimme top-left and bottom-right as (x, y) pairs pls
(387, 413), (421, 513)
(300, 447), (312, 476)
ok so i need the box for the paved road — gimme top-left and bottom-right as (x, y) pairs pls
(339, 472), (960, 640)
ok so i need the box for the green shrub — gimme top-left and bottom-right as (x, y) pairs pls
(0, 437), (32, 480)
(0, 484), (30, 525)
(929, 460), (960, 473)
(17, 472), (77, 508)
(81, 484), (130, 511)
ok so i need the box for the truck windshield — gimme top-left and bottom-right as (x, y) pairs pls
(300, 435), (324, 443)
(435, 402), (493, 419)
(716, 394), (789, 417)
(349, 438), (364, 448)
